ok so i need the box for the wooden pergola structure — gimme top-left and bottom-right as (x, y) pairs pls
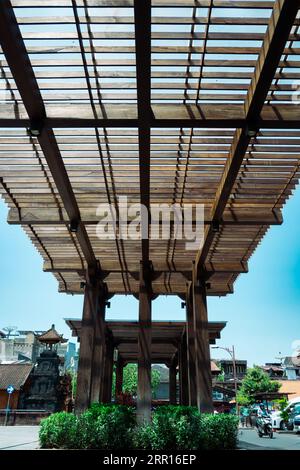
(66, 319), (226, 404)
(0, 0), (300, 421)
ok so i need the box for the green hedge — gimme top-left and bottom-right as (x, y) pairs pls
(39, 404), (239, 450)
(134, 406), (239, 450)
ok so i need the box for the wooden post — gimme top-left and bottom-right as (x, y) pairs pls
(186, 283), (197, 406)
(115, 356), (124, 398)
(192, 270), (214, 413)
(90, 298), (106, 404)
(169, 362), (177, 405)
(137, 261), (152, 424)
(75, 271), (99, 414)
(179, 332), (189, 406)
(102, 336), (114, 403)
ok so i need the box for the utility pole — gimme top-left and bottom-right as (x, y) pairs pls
(212, 345), (238, 414)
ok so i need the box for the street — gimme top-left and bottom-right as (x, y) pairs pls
(0, 426), (40, 450)
(238, 428), (300, 450)
(1, 426), (300, 451)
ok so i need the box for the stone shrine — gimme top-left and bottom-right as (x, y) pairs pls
(22, 325), (67, 412)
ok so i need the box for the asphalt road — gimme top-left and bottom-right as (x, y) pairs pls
(1, 425), (300, 451)
(238, 428), (300, 450)
(0, 426), (40, 450)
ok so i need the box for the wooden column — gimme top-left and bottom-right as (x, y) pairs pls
(102, 336), (114, 403)
(90, 297), (106, 404)
(75, 271), (100, 414)
(169, 360), (177, 405)
(192, 270), (214, 413)
(186, 283), (197, 406)
(137, 261), (152, 424)
(115, 356), (124, 398)
(179, 332), (189, 406)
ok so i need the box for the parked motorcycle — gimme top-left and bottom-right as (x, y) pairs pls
(256, 415), (274, 438)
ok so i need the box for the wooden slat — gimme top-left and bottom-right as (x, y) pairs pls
(0, 0), (98, 268)
(195, 0), (300, 275)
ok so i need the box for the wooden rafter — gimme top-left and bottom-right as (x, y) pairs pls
(194, 0), (300, 276)
(134, 0), (151, 263)
(0, 0), (299, 296)
(0, 0), (97, 268)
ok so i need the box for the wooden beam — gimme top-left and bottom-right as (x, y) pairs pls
(137, 261), (152, 424)
(179, 331), (189, 406)
(115, 356), (124, 398)
(1, 103), (300, 128)
(10, 1), (277, 9)
(169, 363), (177, 405)
(134, 0), (151, 263)
(195, 0), (300, 274)
(0, 0), (97, 268)
(90, 298), (106, 403)
(75, 271), (100, 413)
(8, 207), (283, 227)
(43, 262), (248, 278)
(186, 283), (197, 406)
(101, 336), (114, 403)
(192, 273), (214, 413)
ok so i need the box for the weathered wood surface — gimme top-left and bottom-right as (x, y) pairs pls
(0, 0), (299, 296)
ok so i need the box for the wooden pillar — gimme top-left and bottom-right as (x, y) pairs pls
(169, 361), (177, 405)
(102, 336), (114, 403)
(75, 271), (100, 414)
(186, 283), (197, 406)
(137, 261), (152, 424)
(115, 356), (124, 397)
(192, 270), (214, 413)
(90, 298), (106, 404)
(179, 332), (189, 406)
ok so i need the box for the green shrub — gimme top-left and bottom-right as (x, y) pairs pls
(76, 404), (136, 450)
(39, 412), (78, 449)
(132, 424), (155, 450)
(176, 414), (202, 450)
(138, 406), (238, 451)
(199, 414), (239, 450)
(93, 404), (136, 449)
(39, 405), (239, 451)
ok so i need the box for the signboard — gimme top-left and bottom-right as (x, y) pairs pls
(6, 385), (14, 395)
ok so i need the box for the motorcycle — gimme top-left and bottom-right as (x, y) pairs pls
(256, 415), (274, 439)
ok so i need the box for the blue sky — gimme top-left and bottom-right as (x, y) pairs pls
(0, 185), (300, 367)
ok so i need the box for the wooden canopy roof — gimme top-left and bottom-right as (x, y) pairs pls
(0, 0), (299, 297)
(65, 319), (226, 364)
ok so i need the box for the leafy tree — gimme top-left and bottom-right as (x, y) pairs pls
(238, 366), (280, 403)
(115, 364), (161, 398)
(236, 391), (251, 406)
(275, 397), (289, 423)
(66, 369), (77, 399)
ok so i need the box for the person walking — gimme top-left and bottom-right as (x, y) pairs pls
(240, 406), (250, 427)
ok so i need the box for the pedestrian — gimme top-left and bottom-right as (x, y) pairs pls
(240, 405), (250, 427)
(243, 406), (251, 427)
(240, 406), (246, 427)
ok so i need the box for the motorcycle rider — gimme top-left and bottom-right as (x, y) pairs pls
(257, 403), (269, 419)
(256, 403), (273, 437)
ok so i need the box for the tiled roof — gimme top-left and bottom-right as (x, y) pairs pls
(278, 380), (300, 399)
(37, 325), (67, 344)
(211, 361), (221, 373)
(0, 363), (33, 390)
